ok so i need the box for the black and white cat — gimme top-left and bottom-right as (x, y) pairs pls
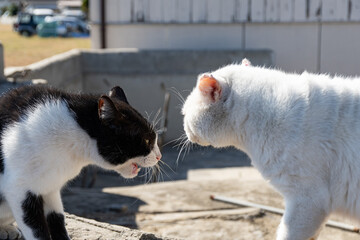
(0, 85), (161, 240)
(182, 59), (360, 240)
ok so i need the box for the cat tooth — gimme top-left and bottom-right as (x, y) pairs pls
(136, 167), (141, 173)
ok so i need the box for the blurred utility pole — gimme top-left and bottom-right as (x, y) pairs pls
(100, 0), (106, 49)
(0, 42), (5, 82)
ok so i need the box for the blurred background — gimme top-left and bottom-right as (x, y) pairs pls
(1, 1), (360, 240)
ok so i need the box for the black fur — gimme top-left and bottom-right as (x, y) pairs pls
(0, 85), (156, 166)
(47, 212), (70, 240)
(22, 191), (51, 239)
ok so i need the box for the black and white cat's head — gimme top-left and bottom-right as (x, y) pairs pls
(182, 59), (252, 148)
(96, 86), (162, 178)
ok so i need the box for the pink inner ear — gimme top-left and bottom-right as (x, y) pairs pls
(242, 58), (251, 66)
(199, 75), (221, 102)
(98, 98), (105, 111)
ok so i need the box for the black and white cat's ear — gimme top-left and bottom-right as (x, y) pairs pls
(109, 86), (129, 104)
(241, 58), (252, 66)
(98, 96), (118, 122)
(198, 75), (222, 103)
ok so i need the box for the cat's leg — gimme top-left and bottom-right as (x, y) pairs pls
(43, 191), (70, 240)
(5, 190), (51, 240)
(276, 196), (328, 240)
(0, 199), (22, 240)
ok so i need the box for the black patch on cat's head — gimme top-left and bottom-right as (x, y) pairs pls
(96, 86), (156, 165)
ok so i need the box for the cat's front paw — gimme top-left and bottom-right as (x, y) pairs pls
(0, 225), (22, 240)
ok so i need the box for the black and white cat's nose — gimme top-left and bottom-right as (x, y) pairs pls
(156, 152), (162, 161)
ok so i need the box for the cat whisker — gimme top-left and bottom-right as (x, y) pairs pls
(160, 138), (180, 148)
(158, 162), (174, 181)
(149, 164), (164, 183)
(144, 111), (151, 122)
(179, 135), (193, 165)
(152, 108), (162, 127)
(169, 87), (185, 105)
(158, 159), (176, 174)
(173, 134), (189, 149)
(157, 164), (165, 182)
(142, 167), (154, 184)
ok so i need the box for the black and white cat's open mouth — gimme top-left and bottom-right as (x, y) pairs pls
(131, 163), (141, 175)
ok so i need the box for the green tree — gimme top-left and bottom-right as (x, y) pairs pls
(82, 0), (89, 19)
(7, 3), (19, 16)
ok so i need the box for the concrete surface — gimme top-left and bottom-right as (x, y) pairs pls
(63, 147), (360, 240)
(4, 49), (273, 141)
(66, 214), (179, 240)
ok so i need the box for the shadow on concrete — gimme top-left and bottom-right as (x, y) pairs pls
(69, 145), (251, 189)
(62, 187), (147, 229)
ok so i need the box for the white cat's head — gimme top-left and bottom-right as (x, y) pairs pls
(182, 59), (252, 148)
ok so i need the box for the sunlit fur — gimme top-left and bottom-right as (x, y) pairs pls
(0, 85), (161, 240)
(182, 60), (360, 240)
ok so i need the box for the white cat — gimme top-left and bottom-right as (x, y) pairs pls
(182, 59), (360, 240)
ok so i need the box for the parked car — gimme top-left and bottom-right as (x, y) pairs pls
(36, 19), (66, 37)
(37, 15), (90, 37)
(61, 9), (86, 21)
(13, 8), (54, 36)
(37, 16), (89, 37)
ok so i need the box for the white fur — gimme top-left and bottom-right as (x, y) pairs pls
(183, 63), (360, 240)
(0, 100), (160, 240)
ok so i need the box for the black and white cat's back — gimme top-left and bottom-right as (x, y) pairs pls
(0, 85), (161, 240)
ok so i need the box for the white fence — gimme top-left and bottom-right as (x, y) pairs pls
(90, 0), (360, 24)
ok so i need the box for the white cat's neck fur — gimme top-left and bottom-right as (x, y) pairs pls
(183, 61), (360, 239)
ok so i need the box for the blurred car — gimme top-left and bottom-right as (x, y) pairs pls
(13, 8), (54, 36)
(37, 16), (89, 37)
(36, 19), (66, 37)
(61, 9), (86, 21)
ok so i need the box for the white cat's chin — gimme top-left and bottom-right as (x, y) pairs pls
(187, 135), (211, 147)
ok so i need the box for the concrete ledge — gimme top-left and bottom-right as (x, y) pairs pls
(66, 213), (180, 240)
(5, 49), (84, 92)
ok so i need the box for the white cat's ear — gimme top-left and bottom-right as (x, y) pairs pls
(198, 75), (222, 103)
(241, 58), (251, 66)
(98, 96), (118, 122)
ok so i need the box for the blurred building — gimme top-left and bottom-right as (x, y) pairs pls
(89, 0), (360, 76)
(8, 0), (81, 11)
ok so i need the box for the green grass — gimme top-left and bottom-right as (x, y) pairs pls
(0, 24), (91, 68)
